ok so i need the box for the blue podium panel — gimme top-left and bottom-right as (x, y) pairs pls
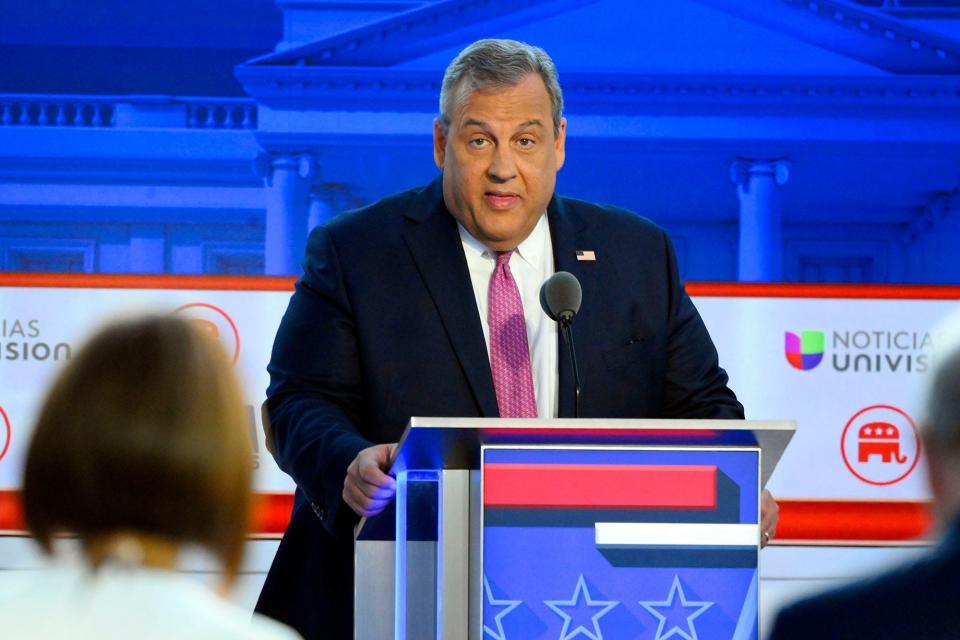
(481, 447), (760, 640)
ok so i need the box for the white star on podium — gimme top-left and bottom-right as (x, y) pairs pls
(483, 575), (521, 640)
(544, 574), (619, 640)
(639, 575), (713, 640)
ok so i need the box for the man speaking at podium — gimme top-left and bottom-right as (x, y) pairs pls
(256, 39), (778, 639)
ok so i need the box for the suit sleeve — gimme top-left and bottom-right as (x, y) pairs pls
(766, 604), (817, 640)
(265, 225), (373, 536)
(660, 231), (745, 419)
(766, 612), (797, 640)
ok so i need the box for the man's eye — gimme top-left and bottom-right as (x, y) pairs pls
(469, 138), (488, 148)
(517, 137), (535, 148)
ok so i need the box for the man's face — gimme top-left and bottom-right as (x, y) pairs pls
(434, 73), (566, 252)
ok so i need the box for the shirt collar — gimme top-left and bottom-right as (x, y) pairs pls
(457, 213), (549, 268)
(458, 220), (489, 261)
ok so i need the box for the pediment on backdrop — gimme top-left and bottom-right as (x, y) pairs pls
(234, 0), (960, 236)
(236, 0), (960, 113)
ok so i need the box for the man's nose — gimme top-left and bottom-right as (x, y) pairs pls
(487, 146), (517, 183)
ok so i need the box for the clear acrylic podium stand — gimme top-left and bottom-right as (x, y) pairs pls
(354, 417), (794, 640)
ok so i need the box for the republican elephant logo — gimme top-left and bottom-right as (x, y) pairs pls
(857, 422), (907, 464)
(841, 405), (920, 486)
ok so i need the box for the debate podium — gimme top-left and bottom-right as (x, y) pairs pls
(354, 417), (794, 640)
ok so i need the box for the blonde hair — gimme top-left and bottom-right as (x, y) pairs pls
(23, 315), (252, 581)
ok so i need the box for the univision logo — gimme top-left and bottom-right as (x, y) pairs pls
(785, 331), (824, 370)
(785, 329), (930, 374)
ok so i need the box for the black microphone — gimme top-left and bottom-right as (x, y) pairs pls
(539, 272), (583, 418)
(539, 271), (582, 326)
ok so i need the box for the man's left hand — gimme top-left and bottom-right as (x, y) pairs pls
(760, 489), (779, 548)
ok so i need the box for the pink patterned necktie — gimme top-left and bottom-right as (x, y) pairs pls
(488, 250), (538, 418)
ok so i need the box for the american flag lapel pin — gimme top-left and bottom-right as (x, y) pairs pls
(576, 250), (596, 262)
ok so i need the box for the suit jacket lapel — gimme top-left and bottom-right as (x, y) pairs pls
(401, 177), (500, 417)
(549, 196), (602, 418)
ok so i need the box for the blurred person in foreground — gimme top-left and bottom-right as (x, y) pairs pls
(768, 312), (960, 640)
(0, 316), (300, 640)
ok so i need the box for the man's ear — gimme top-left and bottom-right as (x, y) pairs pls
(554, 117), (567, 171)
(433, 119), (446, 169)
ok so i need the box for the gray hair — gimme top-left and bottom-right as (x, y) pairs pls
(924, 313), (960, 451)
(438, 39), (564, 137)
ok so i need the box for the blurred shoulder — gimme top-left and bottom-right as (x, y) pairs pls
(770, 548), (960, 640)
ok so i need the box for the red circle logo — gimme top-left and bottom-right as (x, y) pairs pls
(0, 404), (11, 464)
(173, 302), (241, 366)
(840, 404), (921, 486)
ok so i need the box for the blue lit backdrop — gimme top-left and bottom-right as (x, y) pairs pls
(0, 0), (958, 282)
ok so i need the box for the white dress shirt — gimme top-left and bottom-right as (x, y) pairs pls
(0, 558), (301, 640)
(459, 214), (558, 418)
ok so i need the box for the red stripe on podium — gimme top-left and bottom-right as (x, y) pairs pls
(482, 428), (722, 437)
(483, 464), (718, 510)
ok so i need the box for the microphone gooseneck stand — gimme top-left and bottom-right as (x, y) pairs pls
(559, 314), (581, 419)
(540, 271), (584, 419)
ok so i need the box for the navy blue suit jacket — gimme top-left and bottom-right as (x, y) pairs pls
(768, 519), (960, 640)
(255, 177), (743, 639)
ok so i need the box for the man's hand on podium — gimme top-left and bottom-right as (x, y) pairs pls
(343, 443), (398, 517)
(760, 489), (779, 548)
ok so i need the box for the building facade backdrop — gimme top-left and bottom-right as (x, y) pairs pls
(1, 0), (959, 282)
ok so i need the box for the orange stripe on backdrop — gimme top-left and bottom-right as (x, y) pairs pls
(0, 491), (935, 543)
(687, 282), (960, 300)
(1, 273), (959, 300)
(0, 273), (297, 291)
